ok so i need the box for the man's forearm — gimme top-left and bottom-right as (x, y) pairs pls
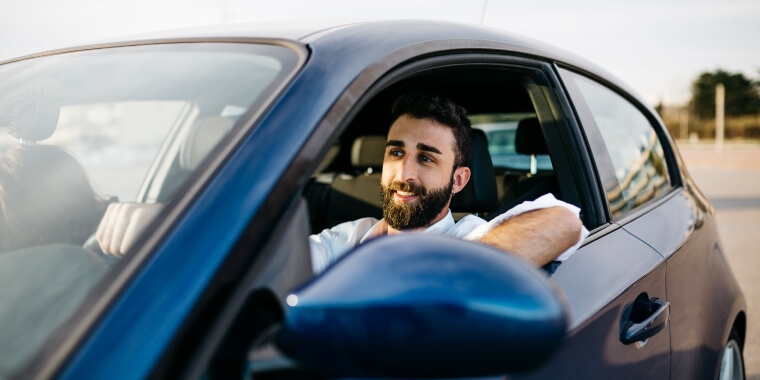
(477, 206), (583, 266)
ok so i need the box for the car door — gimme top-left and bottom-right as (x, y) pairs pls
(558, 68), (746, 378)
(509, 66), (675, 379)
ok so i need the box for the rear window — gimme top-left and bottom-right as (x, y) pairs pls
(471, 113), (552, 172)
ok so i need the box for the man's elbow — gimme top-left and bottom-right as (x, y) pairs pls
(554, 206), (583, 240)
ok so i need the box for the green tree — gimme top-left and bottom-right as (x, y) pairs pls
(689, 70), (760, 118)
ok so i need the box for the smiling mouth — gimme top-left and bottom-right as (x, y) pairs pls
(393, 190), (419, 202)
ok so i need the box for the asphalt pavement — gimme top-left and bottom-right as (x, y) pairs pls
(677, 142), (760, 379)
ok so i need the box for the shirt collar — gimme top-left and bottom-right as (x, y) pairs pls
(359, 210), (455, 244)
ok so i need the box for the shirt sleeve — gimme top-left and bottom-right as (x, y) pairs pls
(462, 193), (589, 261)
(309, 217), (378, 274)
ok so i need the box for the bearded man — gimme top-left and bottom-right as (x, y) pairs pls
(309, 92), (588, 274)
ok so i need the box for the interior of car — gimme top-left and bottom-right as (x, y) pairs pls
(246, 62), (575, 379)
(302, 64), (564, 234)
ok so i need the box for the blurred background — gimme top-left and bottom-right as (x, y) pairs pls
(2, 0), (759, 377)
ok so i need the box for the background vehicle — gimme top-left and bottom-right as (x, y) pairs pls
(0, 20), (745, 379)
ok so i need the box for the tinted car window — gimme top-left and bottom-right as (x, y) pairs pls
(560, 69), (671, 218)
(0, 43), (299, 375)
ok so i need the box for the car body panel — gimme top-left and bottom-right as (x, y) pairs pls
(665, 215), (746, 378)
(515, 262), (669, 379)
(549, 226), (665, 331)
(623, 187), (746, 377)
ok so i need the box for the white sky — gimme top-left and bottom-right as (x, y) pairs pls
(2, 0), (758, 105)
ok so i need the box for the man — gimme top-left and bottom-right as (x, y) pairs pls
(309, 92), (588, 274)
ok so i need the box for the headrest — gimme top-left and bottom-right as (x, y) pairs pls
(351, 135), (386, 169)
(515, 118), (549, 155)
(179, 116), (234, 171)
(450, 129), (498, 213)
(4, 80), (64, 144)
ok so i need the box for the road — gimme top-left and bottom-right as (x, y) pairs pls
(678, 143), (760, 379)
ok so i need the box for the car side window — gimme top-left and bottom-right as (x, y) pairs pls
(560, 69), (671, 219)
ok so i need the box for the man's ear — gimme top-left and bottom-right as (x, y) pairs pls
(451, 166), (471, 194)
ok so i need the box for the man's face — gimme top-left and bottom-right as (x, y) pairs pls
(380, 115), (470, 231)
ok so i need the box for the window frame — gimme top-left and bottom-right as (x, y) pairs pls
(304, 53), (608, 229)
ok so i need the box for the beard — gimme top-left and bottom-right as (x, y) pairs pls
(380, 176), (454, 230)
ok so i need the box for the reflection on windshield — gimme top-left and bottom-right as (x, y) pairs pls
(0, 42), (299, 375)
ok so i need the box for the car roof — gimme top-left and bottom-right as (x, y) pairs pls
(117, 19), (589, 65)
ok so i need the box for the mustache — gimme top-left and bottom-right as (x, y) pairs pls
(385, 181), (427, 195)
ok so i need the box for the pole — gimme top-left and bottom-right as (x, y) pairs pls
(479, 0), (489, 25)
(716, 83), (725, 152)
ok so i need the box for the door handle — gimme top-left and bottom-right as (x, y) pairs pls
(619, 292), (669, 345)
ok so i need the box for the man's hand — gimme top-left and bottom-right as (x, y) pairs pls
(477, 206), (584, 267)
(96, 202), (164, 257)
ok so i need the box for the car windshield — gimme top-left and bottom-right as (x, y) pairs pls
(0, 42), (300, 375)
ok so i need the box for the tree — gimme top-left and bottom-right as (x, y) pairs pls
(689, 70), (760, 118)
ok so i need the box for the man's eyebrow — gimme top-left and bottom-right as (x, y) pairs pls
(417, 143), (442, 155)
(385, 140), (442, 155)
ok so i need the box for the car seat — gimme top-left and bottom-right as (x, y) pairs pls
(487, 117), (558, 219)
(323, 135), (385, 229)
(140, 116), (235, 203)
(179, 116), (234, 171)
(450, 129), (499, 215)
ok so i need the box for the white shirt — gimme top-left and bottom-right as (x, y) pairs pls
(309, 193), (589, 274)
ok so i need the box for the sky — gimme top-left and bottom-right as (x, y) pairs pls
(1, 0), (758, 106)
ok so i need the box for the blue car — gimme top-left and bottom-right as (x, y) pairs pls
(0, 20), (746, 379)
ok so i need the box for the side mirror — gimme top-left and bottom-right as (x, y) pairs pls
(276, 234), (567, 378)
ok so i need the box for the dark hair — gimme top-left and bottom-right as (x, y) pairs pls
(390, 91), (472, 169)
(0, 145), (108, 253)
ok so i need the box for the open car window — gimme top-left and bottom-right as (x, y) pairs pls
(302, 61), (569, 234)
(0, 42), (300, 375)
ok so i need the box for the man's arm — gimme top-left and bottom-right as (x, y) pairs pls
(477, 206), (584, 267)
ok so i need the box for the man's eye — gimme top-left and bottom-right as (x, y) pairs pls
(389, 150), (403, 157)
(419, 155), (432, 163)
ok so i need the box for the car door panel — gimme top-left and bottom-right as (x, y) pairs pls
(665, 216), (744, 378)
(551, 226), (664, 329)
(624, 188), (744, 378)
(619, 191), (695, 260)
(511, 227), (669, 379)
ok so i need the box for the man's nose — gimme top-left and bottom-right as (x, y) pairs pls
(395, 156), (417, 182)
